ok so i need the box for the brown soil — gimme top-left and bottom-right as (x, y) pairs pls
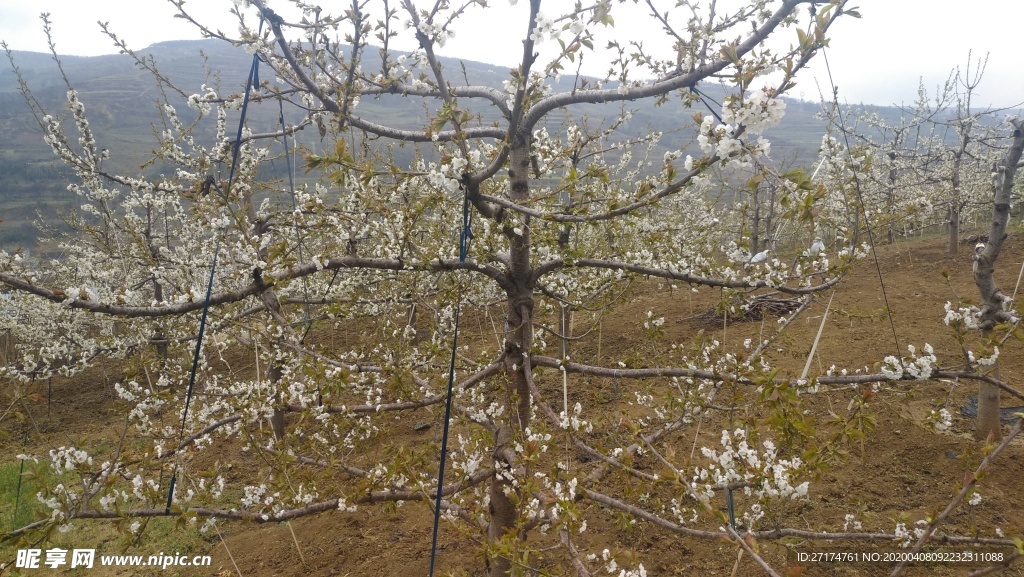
(4, 234), (1024, 577)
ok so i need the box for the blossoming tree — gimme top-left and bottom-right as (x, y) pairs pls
(4, 1), (1024, 575)
(817, 60), (1024, 441)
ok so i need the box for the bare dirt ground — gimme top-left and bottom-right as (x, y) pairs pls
(4, 234), (1024, 576)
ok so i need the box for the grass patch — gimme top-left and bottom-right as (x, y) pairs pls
(0, 459), (52, 532)
(0, 458), (216, 576)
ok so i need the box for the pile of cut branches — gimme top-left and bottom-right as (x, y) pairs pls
(692, 292), (803, 325)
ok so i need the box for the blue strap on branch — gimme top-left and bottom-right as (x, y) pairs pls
(428, 189), (473, 576)
(164, 13), (267, 515)
(459, 193), (474, 261)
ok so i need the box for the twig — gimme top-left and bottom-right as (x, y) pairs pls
(889, 419), (1023, 576)
(581, 488), (722, 539)
(724, 526), (782, 577)
(559, 528), (593, 577)
(750, 294), (814, 361)
(964, 552), (1021, 577)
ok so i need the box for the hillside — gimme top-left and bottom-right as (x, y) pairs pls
(0, 39), (922, 253)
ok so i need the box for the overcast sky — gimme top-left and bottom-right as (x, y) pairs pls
(1, 1), (1022, 109)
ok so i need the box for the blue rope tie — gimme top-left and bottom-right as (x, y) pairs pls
(459, 194), (474, 262)
(428, 190), (473, 575)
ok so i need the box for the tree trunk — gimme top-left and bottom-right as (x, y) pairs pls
(558, 222), (571, 361)
(972, 121), (1024, 441)
(750, 182), (761, 256)
(145, 210), (169, 362)
(975, 376), (1002, 442)
(948, 131), (968, 255)
(948, 203), (960, 255)
(487, 139), (535, 577)
(244, 190), (290, 441)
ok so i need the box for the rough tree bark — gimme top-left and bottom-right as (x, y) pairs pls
(751, 179), (763, 257)
(486, 133), (537, 577)
(972, 120), (1024, 441)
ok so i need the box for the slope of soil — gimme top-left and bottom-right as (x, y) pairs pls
(4, 234), (1024, 577)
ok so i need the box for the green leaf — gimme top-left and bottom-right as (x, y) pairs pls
(720, 43), (740, 65)
(594, 1), (613, 26)
(796, 28), (810, 51)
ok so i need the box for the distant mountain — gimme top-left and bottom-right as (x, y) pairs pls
(0, 39), (909, 251)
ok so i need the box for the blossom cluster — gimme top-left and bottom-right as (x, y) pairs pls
(943, 301), (981, 330)
(927, 407), (954, 431)
(530, 12), (560, 43)
(413, 20), (455, 48)
(49, 446), (92, 475)
(186, 84), (218, 115)
(722, 89), (787, 135)
(692, 429), (809, 507)
(585, 549), (648, 577)
(879, 343), (937, 380)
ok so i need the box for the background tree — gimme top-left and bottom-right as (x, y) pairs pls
(821, 59), (1024, 440)
(822, 88), (943, 244)
(968, 119), (1024, 440)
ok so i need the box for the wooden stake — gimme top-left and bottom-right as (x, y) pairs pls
(214, 522), (244, 577)
(801, 292), (835, 382)
(287, 520), (308, 568)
